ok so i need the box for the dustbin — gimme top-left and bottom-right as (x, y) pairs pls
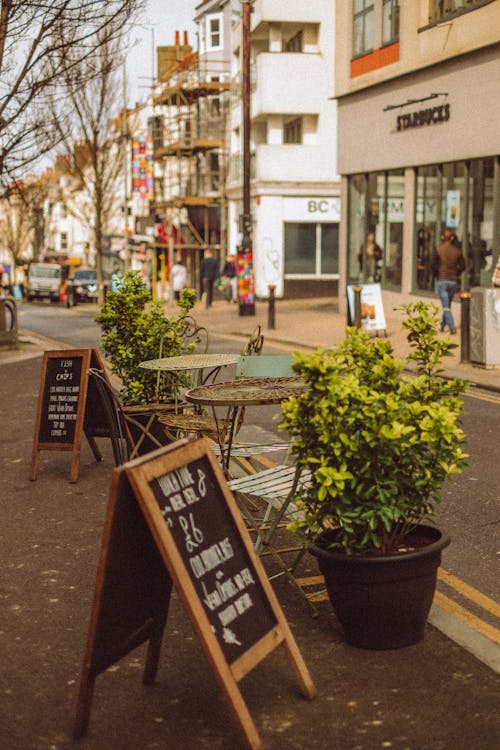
(470, 287), (500, 367)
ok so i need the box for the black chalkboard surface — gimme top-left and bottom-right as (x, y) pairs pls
(38, 354), (83, 444)
(149, 454), (278, 663)
(73, 438), (316, 750)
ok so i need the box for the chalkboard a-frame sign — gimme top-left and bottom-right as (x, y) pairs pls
(30, 348), (111, 483)
(73, 438), (316, 750)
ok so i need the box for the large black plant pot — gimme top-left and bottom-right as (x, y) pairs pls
(310, 525), (450, 650)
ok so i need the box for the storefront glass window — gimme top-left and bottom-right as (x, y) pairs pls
(347, 170), (403, 291)
(415, 164), (441, 292)
(321, 224), (339, 274)
(284, 222), (338, 275)
(383, 170), (404, 289)
(284, 223), (315, 274)
(347, 174), (366, 281)
(415, 158), (495, 291)
(468, 158), (494, 287)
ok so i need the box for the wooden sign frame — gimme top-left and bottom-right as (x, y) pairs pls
(30, 348), (109, 482)
(73, 438), (316, 749)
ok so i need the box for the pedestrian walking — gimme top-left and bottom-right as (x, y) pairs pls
(431, 228), (466, 334)
(170, 255), (187, 301)
(200, 249), (219, 308)
(221, 253), (238, 303)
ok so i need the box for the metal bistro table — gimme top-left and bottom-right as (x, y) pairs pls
(139, 352), (240, 385)
(184, 376), (307, 475)
(139, 353), (241, 441)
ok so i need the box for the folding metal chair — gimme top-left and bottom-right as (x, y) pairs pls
(227, 461), (317, 610)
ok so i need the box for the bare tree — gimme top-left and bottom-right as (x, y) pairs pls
(50, 27), (138, 303)
(0, 177), (48, 284)
(0, 0), (141, 189)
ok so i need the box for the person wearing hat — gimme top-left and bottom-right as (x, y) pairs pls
(431, 228), (466, 334)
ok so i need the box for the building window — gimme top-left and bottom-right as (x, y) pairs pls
(60, 232), (68, 250)
(284, 222), (339, 276)
(205, 13), (223, 51)
(285, 31), (303, 52)
(428, 0), (492, 24)
(382, 0), (400, 45)
(353, 0), (375, 58)
(148, 116), (164, 152)
(283, 117), (302, 144)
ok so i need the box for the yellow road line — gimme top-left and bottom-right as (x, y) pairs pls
(464, 390), (500, 404)
(438, 568), (500, 618)
(433, 590), (500, 644)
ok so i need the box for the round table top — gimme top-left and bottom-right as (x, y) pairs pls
(184, 376), (307, 407)
(139, 353), (240, 371)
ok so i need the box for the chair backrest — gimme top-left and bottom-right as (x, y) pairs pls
(179, 315), (210, 353)
(236, 354), (294, 378)
(240, 324), (264, 356)
(86, 368), (132, 466)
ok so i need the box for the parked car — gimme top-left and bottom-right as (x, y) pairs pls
(65, 268), (107, 306)
(27, 263), (63, 303)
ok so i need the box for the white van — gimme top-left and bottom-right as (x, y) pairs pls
(27, 263), (63, 302)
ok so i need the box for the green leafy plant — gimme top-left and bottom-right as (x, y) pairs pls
(280, 302), (468, 555)
(95, 271), (197, 405)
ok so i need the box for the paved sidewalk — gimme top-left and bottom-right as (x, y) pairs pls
(1, 298), (499, 749)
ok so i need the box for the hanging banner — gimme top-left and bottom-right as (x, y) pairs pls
(132, 136), (154, 201)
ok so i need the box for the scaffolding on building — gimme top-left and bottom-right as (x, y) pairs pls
(153, 50), (231, 291)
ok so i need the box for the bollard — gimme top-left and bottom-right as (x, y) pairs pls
(459, 292), (471, 363)
(0, 296), (18, 346)
(353, 286), (362, 328)
(267, 285), (276, 329)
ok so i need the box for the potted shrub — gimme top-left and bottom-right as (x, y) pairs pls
(280, 302), (468, 649)
(95, 271), (198, 453)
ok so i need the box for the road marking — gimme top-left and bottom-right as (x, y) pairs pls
(433, 591), (500, 644)
(464, 389), (500, 404)
(438, 568), (500, 618)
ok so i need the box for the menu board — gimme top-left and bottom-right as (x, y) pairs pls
(73, 439), (316, 748)
(30, 349), (110, 482)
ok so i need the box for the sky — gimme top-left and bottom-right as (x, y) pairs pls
(126, 0), (198, 107)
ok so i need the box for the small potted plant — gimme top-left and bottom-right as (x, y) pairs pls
(95, 271), (198, 453)
(280, 302), (468, 649)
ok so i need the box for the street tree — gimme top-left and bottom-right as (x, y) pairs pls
(0, 0), (141, 190)
(0, 176), (52, 285)
(49, 28), (138, 303)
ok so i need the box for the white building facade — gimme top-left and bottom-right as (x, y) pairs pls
(227, 0), (340, 299)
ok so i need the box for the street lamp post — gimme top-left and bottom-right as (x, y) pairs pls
(238, 0), (256, 316)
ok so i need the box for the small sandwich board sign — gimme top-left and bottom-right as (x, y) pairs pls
(346, 283), (387, 333)
(73, 438), (316, 750)
(30, 348), (112, 482)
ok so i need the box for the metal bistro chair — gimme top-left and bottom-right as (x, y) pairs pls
(227, 461), (318, 610)
(210, 353), (295, 475)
